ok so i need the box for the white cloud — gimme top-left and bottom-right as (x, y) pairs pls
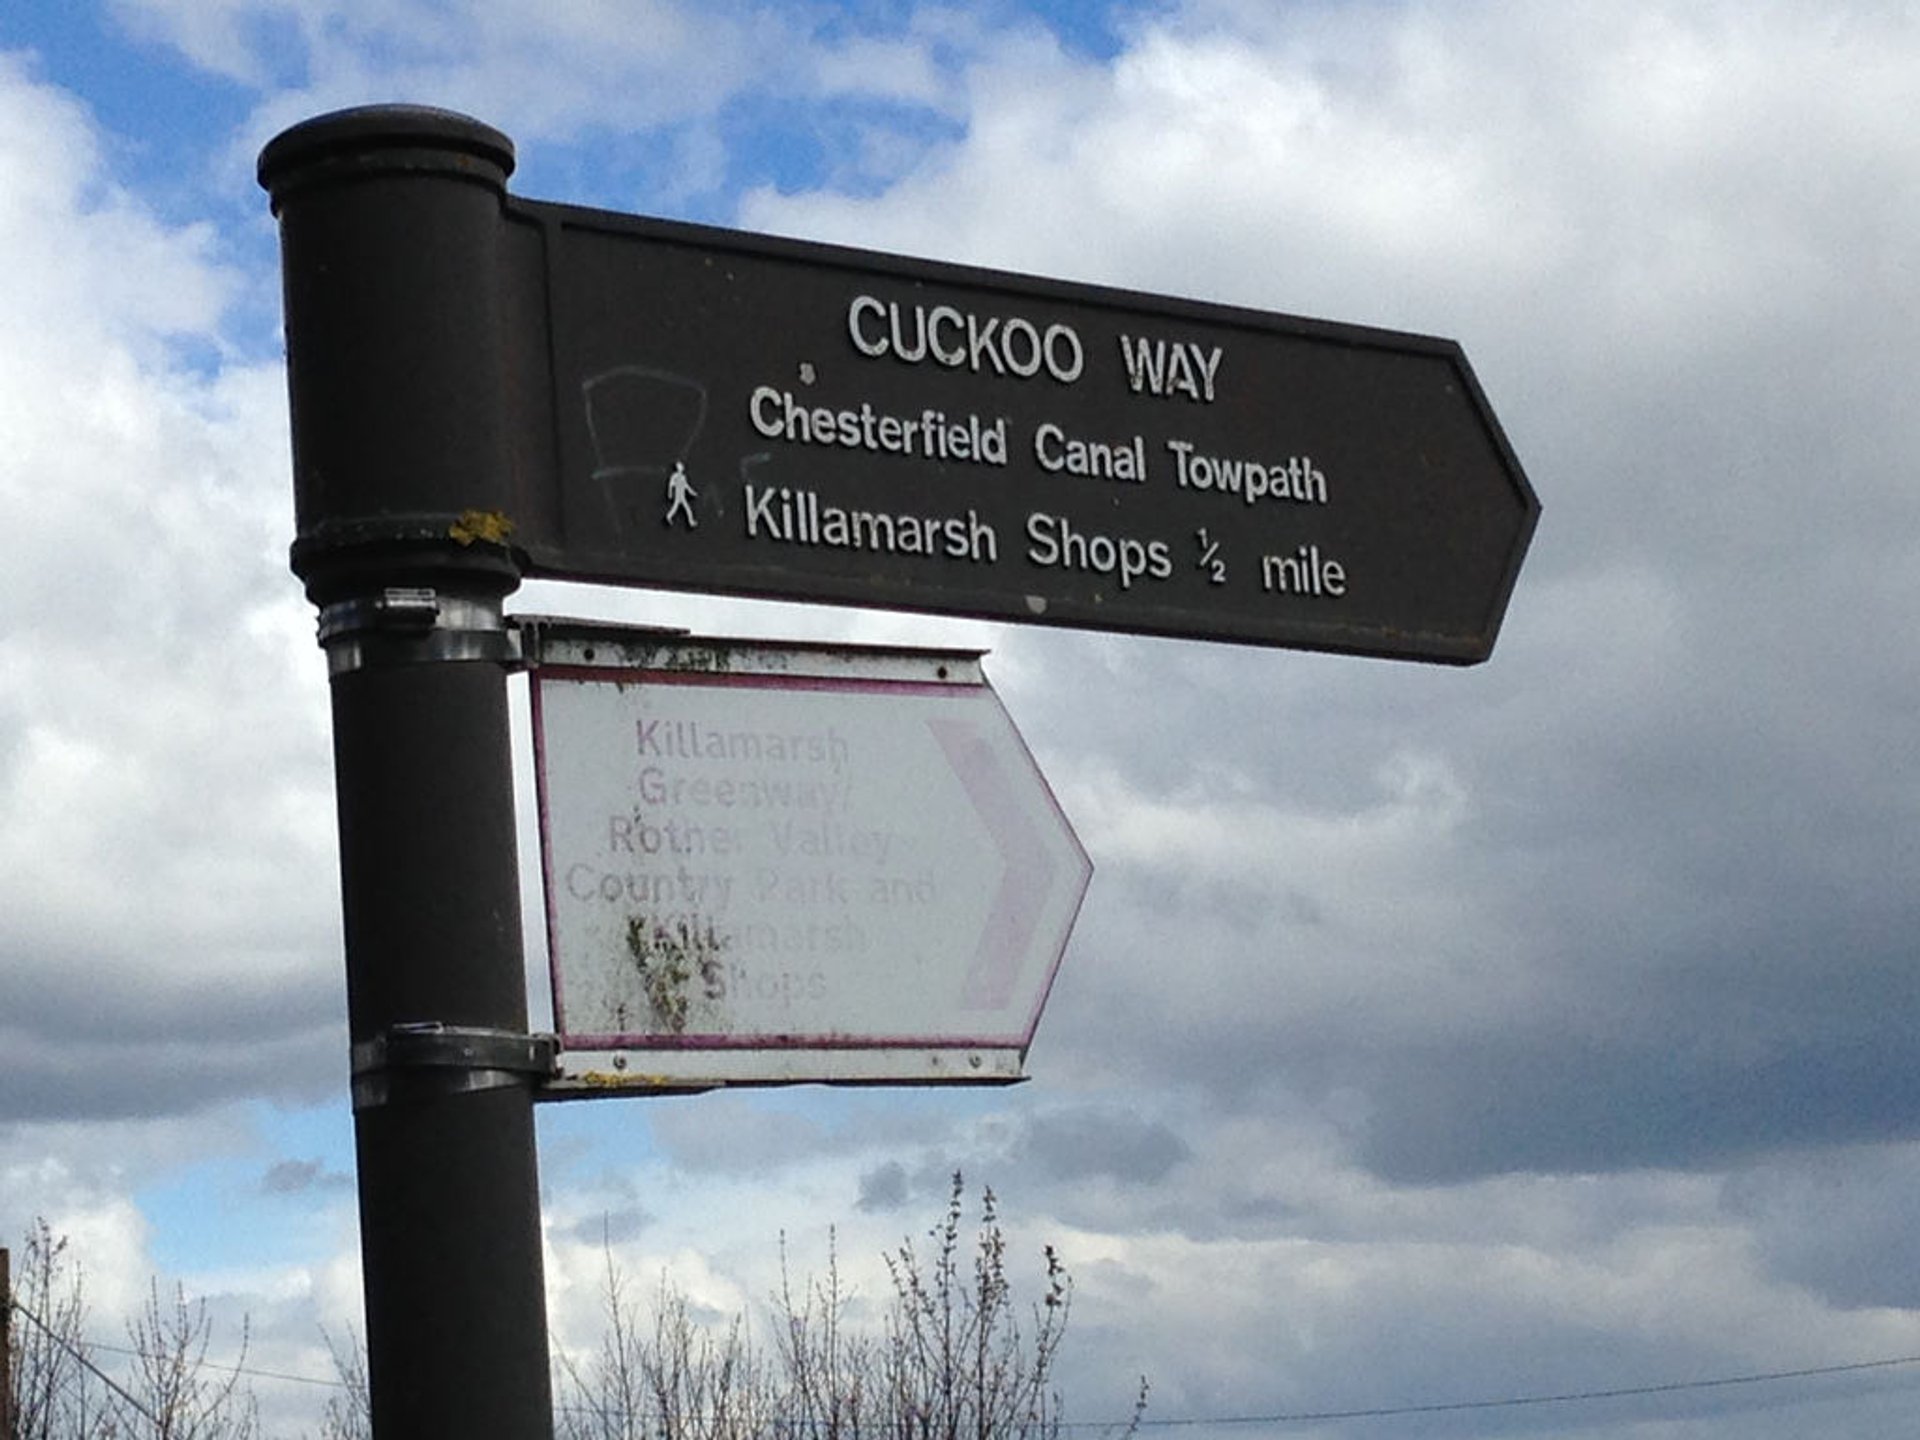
(0, 56), (338, 1134)
(114, 0), (1004, 200)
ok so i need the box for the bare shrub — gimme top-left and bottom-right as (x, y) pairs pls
(313, 1328), (370, 1440)
(554, 1173), (1145, 1440)
(557, 1253), (768, 1440)
(7, 1219), (113, 1440)
(6, 1220), (261, 1440)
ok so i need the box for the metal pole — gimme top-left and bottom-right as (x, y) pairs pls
(3, 1245), (13, 1440)
(258, 107), (553, 1439)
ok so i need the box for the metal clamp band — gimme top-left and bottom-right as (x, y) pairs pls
(317, 589), (521, 676)
(351, 1023), (559, 1110)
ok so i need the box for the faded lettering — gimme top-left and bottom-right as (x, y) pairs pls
(1118, 334), (1223, 402)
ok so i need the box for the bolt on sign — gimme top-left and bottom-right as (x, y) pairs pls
(524, 621), (1091, 1091)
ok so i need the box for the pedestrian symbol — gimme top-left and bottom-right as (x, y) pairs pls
(664, 462), (697, 529)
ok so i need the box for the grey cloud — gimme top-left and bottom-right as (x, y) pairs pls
(1016, 1105), (1189, 1184)
(0, 926), (344, 1122)
(855, 1160), (910, 1213)
(261, 1157), (350, 1195)
(647, 1095), (832, 1176)
(563, 1207), (652, 1246)
(0, 1016), (341, 1124)
(1349, 1031), (1920, 1186)
(1727, 1145), (1920, 1311)
(1046, 803), (1920, 1185)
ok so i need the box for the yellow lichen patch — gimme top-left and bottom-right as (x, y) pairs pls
(449, 509), (517, 546)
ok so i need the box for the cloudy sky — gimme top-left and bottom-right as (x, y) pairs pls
(4, 0), (1920, 1434)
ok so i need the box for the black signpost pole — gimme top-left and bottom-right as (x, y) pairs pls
(259, 109), (554, 1439)
(3, 1245), (12, 1440)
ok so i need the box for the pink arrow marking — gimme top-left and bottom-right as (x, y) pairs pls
(927, 714), (1067, 1011)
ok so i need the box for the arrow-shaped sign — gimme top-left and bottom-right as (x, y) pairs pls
(518, 200), (1540, 663)
(525, 622), (1091, 1091)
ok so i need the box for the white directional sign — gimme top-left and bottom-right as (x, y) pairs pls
(524, 621), (1091, 1091)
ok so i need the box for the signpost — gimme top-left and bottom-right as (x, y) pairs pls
(259, 108), (550, 1440)
(525, 623), (1090, 1090)
(259, 102), (1537, 1439)
(2, 1246), (11, 1440)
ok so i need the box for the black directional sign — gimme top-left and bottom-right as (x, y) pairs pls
(513, 202), (1537, 662)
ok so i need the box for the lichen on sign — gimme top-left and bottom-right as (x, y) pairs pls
(622, 913), (727, 1034)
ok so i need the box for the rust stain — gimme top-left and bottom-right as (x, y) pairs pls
(569, 1069), (680, 1089)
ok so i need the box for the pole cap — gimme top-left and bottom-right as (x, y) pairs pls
(258, 104), (514, 208)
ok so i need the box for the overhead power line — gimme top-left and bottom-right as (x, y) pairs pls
(1127, 1353), (1920, 1428)
(6, 1289), (162, 1425)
